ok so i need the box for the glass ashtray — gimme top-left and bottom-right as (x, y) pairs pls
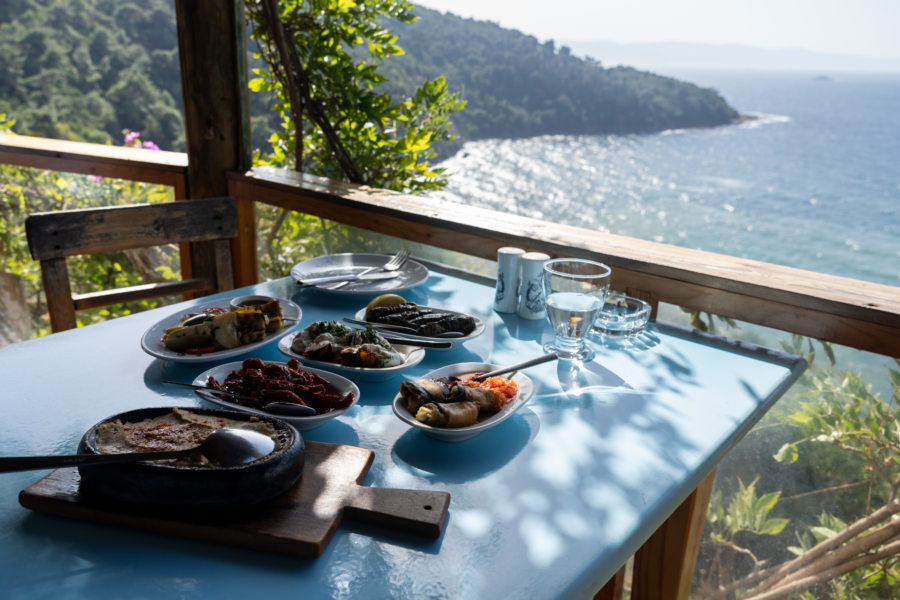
(592, 293), (652, 337)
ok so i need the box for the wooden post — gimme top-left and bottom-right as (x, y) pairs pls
(174, 0), (255, 286)
(631, 469), (717, 600)
(594, 566), (626, 600)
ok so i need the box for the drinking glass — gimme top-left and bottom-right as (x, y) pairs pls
(542, 258), (611, 361)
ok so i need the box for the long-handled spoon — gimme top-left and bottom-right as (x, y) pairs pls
(161, 381), (317, 416)
(0, 427), (275, 473)
(471, 352), (559, 381)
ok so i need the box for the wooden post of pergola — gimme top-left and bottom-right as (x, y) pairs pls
(174, 0), (257, 287)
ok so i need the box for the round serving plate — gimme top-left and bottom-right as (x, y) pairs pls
(140, 297), (302, 363)
(77, 406), (305, 508)
(290, 253), (429, 295)
(277, 332), (425, 382)
(352, 307), (485, 351)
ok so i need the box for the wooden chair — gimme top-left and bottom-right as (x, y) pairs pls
(26, 197), (238, 332)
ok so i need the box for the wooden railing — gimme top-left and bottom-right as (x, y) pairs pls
(3, 133), (899, 358)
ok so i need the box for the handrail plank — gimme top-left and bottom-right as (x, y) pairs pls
(1, 134), (896, 356)
(0, 134), (187, 196)
(228, 168), (900, 357)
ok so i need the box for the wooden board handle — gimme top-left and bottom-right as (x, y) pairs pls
(346, 486), (450, 538)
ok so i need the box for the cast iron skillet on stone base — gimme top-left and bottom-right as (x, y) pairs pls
(77, 406), (305, 508)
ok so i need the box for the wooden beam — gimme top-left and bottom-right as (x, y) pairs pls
(26, 198), (238, 260)
(175, 0), (250, 197)
(175, 0), (251, 287)
(72, 279), (213, 310)
(228, 169), (900, 357)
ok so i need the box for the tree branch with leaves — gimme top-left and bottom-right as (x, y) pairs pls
(244, 0), (464, 193)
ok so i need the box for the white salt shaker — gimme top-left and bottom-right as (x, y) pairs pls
(517, 252), (550, 320)
(493, 247), (525, 313)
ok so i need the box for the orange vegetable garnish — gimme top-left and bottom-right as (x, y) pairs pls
(464, 376), (518, 411)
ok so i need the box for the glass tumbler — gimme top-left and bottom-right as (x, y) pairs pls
(542, 258), (611, 361)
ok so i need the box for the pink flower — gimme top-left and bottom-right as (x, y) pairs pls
(141, 140), (160, 151)
(124, 130), (141, 145)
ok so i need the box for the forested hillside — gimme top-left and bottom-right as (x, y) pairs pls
(0, 0), (183, 148)
(0, 0), (738, 153)
(383, 8), (739, 141)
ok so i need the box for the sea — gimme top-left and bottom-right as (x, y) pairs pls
(427, 69), (900, 289)
(425, 69), (900, 386)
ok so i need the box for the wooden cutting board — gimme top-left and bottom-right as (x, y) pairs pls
(18, 441), (450, 558)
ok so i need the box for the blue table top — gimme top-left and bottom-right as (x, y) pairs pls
(0, 270), (805, 600)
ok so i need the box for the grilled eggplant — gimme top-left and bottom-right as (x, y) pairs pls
(162, 307), (267, 352)
(364, 302), (477, 337)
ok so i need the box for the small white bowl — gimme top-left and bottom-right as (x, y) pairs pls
(229, 294), (277, 310)
(393, 362), (535, 442)
(593, 292), (652, 337)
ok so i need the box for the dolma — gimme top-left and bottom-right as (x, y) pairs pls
(448, 382), (499, 413)
(400, 378), (451, 413)
(415, 401), (479, 428)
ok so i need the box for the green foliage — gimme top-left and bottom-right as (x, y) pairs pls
(0, 0), (183, 149)
(773, 368), (900, 508)
(708, 477), (789, 543)
(244, 0), (469, 276)
(698, 348), (900, 599)
(245, 0), (464, 194)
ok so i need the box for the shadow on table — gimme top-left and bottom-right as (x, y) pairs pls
(390, 412), (537, 484)
(496, 312), (546, 344)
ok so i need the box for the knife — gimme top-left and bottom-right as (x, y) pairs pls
(296, 270), (399, 287)
(342, 317), (465, 339)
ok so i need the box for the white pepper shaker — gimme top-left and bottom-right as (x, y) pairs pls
(493, 247), (525, 313)
(517, 252), (550, 320)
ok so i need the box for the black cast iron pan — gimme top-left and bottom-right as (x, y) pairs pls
(77, 406), (305, 508)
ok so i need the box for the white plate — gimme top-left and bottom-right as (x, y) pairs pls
(140, 298), (302, 363)
(392, 362), (535, 442)
(191, 360), (360, 431)
(290, 253), (429, 294)
(277, 331), (426, 382)
(352, 307), (485, 351)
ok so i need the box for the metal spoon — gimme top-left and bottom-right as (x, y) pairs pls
(163, 381), (318, 416)
(193, 389), (318, 417)
(0, 427), (276, 473)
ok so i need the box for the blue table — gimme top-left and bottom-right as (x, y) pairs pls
(0, 269), (805, 600)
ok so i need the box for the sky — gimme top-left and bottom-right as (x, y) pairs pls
(414, 0), (900, 60)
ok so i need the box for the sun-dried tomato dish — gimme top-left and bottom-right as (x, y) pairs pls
(206, 357), (355, 415)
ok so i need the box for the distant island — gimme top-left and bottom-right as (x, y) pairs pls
(0, 1), (740, 155)
(562, 40), (900, 73)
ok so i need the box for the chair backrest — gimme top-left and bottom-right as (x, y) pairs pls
(26, 197), (238, 332)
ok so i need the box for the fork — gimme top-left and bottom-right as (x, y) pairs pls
(330, 249), (410, 290)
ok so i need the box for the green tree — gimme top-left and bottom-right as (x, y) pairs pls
(244, 0), (464, 192)
(243, 0), (465, 277)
